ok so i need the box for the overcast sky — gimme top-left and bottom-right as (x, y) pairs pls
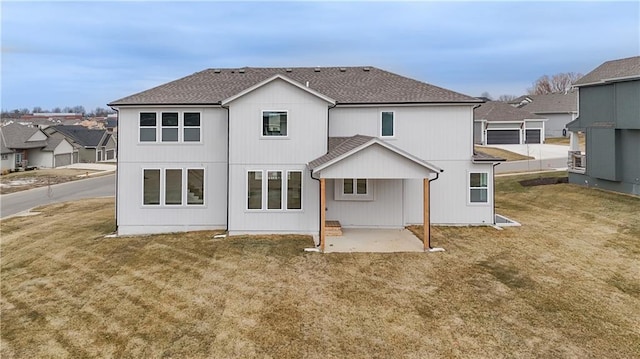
(2, 1), (639, 112)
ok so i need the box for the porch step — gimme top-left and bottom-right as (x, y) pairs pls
(325, 220), (342, 236)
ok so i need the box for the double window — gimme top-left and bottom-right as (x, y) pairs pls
(262, 111), (287, 136)
(139, 112), (201, 143)
(335, 178), (373, 201)
(143, 168), (205, 206)
(247, 170), (302, 210)
(469, 172), (488, 203)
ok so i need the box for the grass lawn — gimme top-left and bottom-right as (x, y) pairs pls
(474, 145), (534, 161)
(2, 173), (639, 358)
(0, 168), (100, 194)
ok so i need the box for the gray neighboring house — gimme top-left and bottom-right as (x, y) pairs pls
(45, 125), (117, 162)
(511, 91), (578, 138)
(474, 100), (547, 145)
(566, 56), (640, 195)
(0, 123), (76, 171)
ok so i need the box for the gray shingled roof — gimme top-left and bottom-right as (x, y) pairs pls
(0, 123), (48, 149)
(574, 56), (640, 86)
(518, 91), (577, 114)
(309, 135), (374, 169)
(49, 125), (106, 147)
(109, 66), (481, 106)
(474, 101), (546, 122)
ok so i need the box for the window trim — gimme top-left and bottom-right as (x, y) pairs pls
(380, 111), (395, 138)
(142, 167), (206, 207)
(246, 169), (304, 211)
(138, 111), (203, 144)
(261, 110), (289, 138)
(468, 171), (489, 205)
(334, 178), (374, 201)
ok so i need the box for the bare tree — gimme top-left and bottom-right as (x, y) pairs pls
(497, 94), (518, 102)
(527, 72), (583, 95)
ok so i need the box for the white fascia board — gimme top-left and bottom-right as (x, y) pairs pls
(312, 138), (442, 174)
(574, 75), (640, 87)
(222, 74), (335, 106)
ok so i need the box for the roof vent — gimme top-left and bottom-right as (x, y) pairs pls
(363, 67), (370, 72)
(314, 67), (321, 72)
(285, 68), (292, 72)
(339, 67), (346, 72)
(213, 69), (221, 73)
(238, 69), (245, 73)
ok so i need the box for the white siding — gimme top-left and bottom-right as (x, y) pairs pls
(227, 79), (329, 234)
(330, 105), (475, 161)
(116, 106), (228, 235)
(326, 179), (403, 228)
(1, 153), (16, 172)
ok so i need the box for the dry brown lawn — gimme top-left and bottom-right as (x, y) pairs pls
(546, 133), (586, 151)
(474, 145), (534, 161)
(2, 173), (639, 358)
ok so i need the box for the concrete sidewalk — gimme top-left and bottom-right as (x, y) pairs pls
(57, 163), (117, 172)
(489, 144), (569, 160)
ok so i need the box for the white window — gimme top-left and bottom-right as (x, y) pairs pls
(140, 113), (157, 142)
(335, 178), (374, 201)
(162, 113), (179, 142)
(246, 170), (303, 210)
(469, 172), (488, 203)
(139, 111), (202, 143)
(381, 111), (394, 137)
(184, 112), (201, 142)
(143, 169), (161, 205)
(262, 111), (287, 136)
(143, 168), (205, 206)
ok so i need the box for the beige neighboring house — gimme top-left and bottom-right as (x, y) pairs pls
(474, 101), (547, 145)
(0, 123), (76, 172)
(44, 125), (117, 162)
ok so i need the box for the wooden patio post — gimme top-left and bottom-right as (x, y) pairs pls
(423, 178), (430, 250)
(320, 178), (326, 252)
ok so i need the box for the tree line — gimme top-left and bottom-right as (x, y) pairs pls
(0, 106), (115, 118)
(482, 71), (583, 102)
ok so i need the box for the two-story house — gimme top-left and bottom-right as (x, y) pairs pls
(567, 56), (640, 195)
(108, 67), (503, 249)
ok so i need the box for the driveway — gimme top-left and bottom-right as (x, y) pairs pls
(490, 144), (569, 160)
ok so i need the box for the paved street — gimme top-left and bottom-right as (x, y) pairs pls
(0, 173), (115, 219)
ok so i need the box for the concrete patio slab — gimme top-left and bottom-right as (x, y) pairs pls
(324, 228), (424, 253)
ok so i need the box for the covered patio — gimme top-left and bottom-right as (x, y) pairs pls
(308, 135), (442, 253)
(324, 228), (424, 253)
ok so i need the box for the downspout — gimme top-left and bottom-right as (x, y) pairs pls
(110, 106), (119, 232)
(310, 170), (322, 247)
(427, 170), (441, 249)
(221, 102), (230, 233)
(492, 162), (500, 224)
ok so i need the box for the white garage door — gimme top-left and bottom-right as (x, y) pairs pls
(54, 154), (72, 167)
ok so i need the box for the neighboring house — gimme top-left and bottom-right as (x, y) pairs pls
(108, 66), (505, 248)
(566, 56), (640, 195)
(474, 101), (547, 145)
(511, 91), (578, 138)
(45, 125), (117, 162)
(0, 123), (76, 171)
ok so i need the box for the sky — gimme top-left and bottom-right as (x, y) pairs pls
(1, 1), (639, 112)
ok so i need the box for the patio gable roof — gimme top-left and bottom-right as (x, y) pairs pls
(309, 135), (442, 179)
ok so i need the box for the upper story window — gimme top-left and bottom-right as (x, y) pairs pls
(139, 112), (201, 143)
(262, 111), (287, 136)
(162, 113), (179, 142)
(140, 113), (157, 142)
(184, 113), (201, 142)
(381, 111), (394, 137)
(469, 172), (488, 203)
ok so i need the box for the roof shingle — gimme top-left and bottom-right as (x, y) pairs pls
(474, 101), (546, 122)
(574, 56), (640, 86)
(109, 66), (481, 106)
